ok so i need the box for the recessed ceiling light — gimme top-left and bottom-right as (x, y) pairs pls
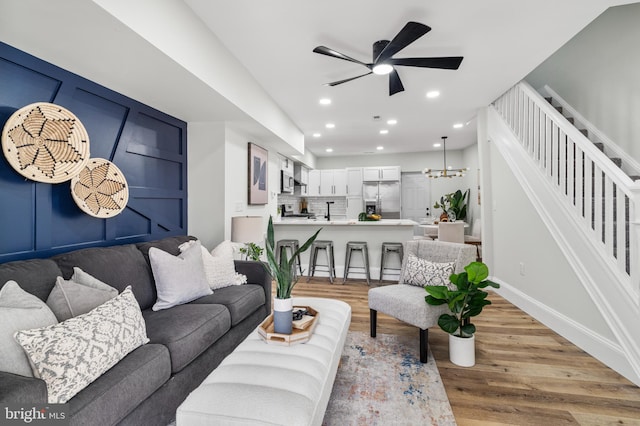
(379, 129), (389, 135)
(326, 148), (333, 153)
(433, 143), (441, 147)
(325, 123), (335, 129)
(453, 123), (464, 129)
(312, 133), (321, 138)
(376, 146), (384, 150)
(426, 90), (440, 99)
(319, 98), (331, 105)
(387, 119), (397, 125)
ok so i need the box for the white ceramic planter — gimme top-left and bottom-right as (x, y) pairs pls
(273, 297), (293, 334)
(449, 334), (475, 367)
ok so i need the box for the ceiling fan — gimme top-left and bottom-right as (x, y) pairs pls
(313, 21), (463, 96)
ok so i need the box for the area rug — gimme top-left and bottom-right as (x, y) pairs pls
(323, 331), (456, 426)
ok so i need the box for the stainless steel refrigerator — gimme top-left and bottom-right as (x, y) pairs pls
(363, 181), (401, 219)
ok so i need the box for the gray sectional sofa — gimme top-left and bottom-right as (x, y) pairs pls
(0, 235), (271, 426)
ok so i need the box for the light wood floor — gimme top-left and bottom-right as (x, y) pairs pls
(288, 278), (640, 425)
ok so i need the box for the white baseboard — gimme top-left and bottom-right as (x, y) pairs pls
(492, 277), (640, 386)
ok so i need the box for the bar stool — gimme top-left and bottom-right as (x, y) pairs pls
(275, 239), (303, 278)
(343, 241), (370, 285)
(379, 242), (404, 282)
(307, 240), (336, 283)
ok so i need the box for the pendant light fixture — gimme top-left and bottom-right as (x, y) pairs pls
(422, 136), (469, 178)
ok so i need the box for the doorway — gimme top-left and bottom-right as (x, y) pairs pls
(401, 172), (431, 236)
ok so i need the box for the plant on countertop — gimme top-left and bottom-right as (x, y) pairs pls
(433, 189), (470, 221)
(265, 216), (321, 299)
(239, 242), (263, 261)
(424, 261), (499, 337)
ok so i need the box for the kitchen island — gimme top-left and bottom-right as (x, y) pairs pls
(273, 219), (418, 282)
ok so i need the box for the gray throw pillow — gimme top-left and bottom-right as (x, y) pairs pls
(46, 267), (119, 321)
(403, 254), (455, 287)
(0, 280), (57, 377)
(15, 287), (149, 404)
(149, 241), (212, 311)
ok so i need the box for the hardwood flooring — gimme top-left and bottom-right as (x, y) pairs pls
(288, 278), (640, 425)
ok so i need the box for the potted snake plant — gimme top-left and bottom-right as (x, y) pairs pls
(264, 216), (320, 334)
(424, 261), (499, 366)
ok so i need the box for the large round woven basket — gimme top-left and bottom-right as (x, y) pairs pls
(71, 158), (129, 218)
(1, 102), (90, 183)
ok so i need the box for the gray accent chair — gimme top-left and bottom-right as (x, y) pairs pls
(368, 240), (476, 362)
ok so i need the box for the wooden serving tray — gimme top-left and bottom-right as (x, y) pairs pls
(258, 306), (319, 346)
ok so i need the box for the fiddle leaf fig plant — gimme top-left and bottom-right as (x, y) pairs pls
(265, 216), (321, 299)
(433, 189), (470, 221)
(424, 261), (499, 337)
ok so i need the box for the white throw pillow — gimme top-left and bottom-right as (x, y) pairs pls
(150, 241), (213, 311)
(46, 267), (119, 321)
(403, 254), (455, 288)
(0, 281), (58, 377)
(179, 240), (247, 290)
(14, 286), (149, 403)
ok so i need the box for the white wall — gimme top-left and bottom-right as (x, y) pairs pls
(187, 122), (226, 249)
(526, 3), (640, 161)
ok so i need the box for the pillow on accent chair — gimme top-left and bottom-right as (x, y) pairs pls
(150, 241), (213, 311)
(403, 254), (455, 288)
(46, 267), (119, 321)
(14, 286), (149, 403)
(0, 281), (58, 377)
(178, 240), (247, 290)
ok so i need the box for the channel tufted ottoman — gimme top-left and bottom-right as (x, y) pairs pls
(176, 297), (351, 426)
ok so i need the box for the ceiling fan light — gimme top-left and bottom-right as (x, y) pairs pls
(373, 63), (393, 75)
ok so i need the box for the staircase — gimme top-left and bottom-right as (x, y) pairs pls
(488, 80), (640, 383)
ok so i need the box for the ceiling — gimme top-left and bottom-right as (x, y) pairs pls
(184, 0), (624, 157)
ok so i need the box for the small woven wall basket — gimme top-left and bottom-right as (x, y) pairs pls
(71, 158), (129, 218)
(1, 102), (90, 183)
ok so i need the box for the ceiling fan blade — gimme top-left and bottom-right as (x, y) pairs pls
(313, 46), (371, 68)
(325, 71), (373, 87)
(389, 69), (405, 96)
(390, 56), (464, 70)
(376, 21), (431, 63)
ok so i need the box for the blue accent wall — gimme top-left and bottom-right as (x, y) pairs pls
(0, 42), (188, 262)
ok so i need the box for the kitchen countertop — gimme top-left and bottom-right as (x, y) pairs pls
(274, 219), (417, 226)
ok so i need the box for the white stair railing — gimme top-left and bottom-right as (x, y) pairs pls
(493, 81), (640, 301)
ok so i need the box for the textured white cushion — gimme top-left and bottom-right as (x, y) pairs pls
(179, 240), (247, 290)
(46, 267), (118, 321)
(403, 254), (454, 287)
(0, 281), (58, 377)
(14, 287), (149, 403)
(150, 241), (213, 311)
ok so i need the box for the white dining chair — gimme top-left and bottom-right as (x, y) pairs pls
(464, 218), (482, 260)
(437, 222), (465, 244)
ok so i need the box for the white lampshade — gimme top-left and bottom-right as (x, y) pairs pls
(231, 216), (264, 244)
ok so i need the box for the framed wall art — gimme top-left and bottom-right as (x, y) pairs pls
(248, 142), (268, 205)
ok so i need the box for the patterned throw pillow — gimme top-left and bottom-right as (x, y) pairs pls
(46, 267), (119, 321)
(403, 254), (455, 288)
(14, 287), (149, 403)
(179, 240), (247, 290)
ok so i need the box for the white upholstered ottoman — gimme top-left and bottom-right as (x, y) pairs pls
(176, 297), (351, 426)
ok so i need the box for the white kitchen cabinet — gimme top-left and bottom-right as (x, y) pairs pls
(346, 167), (363, 196)
(307, 170), (321, 196)
(362, 166), (400, 181)
(346, 196), (363, 219)
(280, 156), (294, 174)
(320, 169), (346, 196)
(295, 164), (309, 196)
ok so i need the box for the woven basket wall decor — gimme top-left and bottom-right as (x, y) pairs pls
(71, 158), (129, 218)
(1, 102), (90, 183)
